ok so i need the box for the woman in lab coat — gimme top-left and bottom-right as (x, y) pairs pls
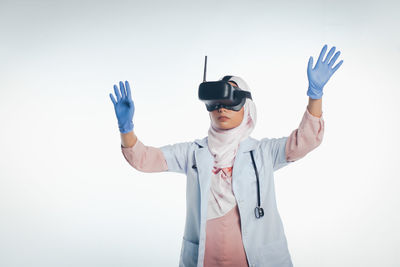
(109, 44), (343, 267)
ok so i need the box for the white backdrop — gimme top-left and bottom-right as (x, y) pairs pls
(1, 0), (399, 266)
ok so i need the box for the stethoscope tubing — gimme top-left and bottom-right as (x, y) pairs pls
(250, 150), (264, 219)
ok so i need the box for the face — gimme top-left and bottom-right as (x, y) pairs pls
(209, 81), (245, 130)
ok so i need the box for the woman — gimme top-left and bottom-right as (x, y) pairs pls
(109, 44), (343, 267)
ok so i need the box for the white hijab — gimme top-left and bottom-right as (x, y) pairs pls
(207, 75), (257, 168)
(206, 75), (257, 220)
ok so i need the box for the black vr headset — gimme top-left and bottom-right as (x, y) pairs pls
(198, 56), (252, 112)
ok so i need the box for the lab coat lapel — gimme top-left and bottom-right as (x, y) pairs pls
(232, 136), (258, 182)
(193, 138), (214, 203)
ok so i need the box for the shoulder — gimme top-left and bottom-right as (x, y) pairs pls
(244, 136), (289, 154)
(259, 136), (288, 146)
(159, 137), (206, 154)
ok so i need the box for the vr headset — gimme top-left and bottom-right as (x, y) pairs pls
(198, 56), (252, 112)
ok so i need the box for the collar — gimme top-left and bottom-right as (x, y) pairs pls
(194, 136), (259, 153)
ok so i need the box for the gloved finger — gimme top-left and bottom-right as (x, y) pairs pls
(324, 46), (336, 63)
(307, 56), (314, 71)
(119, 81), (126, 98)
(114, 84), (121, 101)
(109, 93), (117, 106)
(332, 60), (343, 74)
(125, 80), (132, 100)
(328, 51), (341, 67)
(316, 44), (328, 65)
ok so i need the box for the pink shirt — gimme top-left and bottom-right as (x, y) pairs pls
(121, 107), (324, 267)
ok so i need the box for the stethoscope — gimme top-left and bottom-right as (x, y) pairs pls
(193, 147), (264, 219)
(250, 150), (264, 219)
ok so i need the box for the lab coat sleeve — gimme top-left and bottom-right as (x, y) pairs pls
(261, 136), (292, 172)
(121, 139), (168, 173)
(159, 141), (193, 174)
(285, 107), (325, 162)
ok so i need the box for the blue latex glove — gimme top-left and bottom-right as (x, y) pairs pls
(307, 44), (343, 99)
(109, 81), (135, 134)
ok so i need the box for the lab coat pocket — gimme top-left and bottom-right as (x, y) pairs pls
(180, 237), (199, 267)
(256, 239), (293, 267)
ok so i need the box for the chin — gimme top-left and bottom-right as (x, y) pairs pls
(219, 125), (233, 130)
(213, 123), (228, 130)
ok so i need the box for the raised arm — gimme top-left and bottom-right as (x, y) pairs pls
(285, 44), (343, 162)
(307, 98), (322, 118)
(285, 105), (325, 162)
(120, 137), (168, 173)
(109, 80), (168, 172)
(121, 130), (138, 148)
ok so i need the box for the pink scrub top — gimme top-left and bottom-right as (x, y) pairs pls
(121, 107), (324, 267)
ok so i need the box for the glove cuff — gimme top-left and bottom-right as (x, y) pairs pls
(119, 121), (134, 134)
(307, 86), (323, 99)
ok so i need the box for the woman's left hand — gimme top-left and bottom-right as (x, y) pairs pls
(307, 44), (343, 99)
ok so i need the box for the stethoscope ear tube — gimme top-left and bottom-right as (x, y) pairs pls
(250, 150), (264, 219)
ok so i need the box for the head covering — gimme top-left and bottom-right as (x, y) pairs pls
(206, 75), (257, 220)
(207, 75), (257, 168)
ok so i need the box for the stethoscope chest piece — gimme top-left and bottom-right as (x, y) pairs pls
(255, 206), (264, 218)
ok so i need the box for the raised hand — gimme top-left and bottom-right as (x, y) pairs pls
(307, 44), (343, 99)
(109, 81), (135, 134)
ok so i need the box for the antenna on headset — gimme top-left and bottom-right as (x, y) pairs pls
(203, 55), (207, 82)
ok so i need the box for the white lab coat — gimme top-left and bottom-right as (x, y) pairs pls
(160, 135), (294, 267)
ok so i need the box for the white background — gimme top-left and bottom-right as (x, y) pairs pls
(1, 0), (399, 266)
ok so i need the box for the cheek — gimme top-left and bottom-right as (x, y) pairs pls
(210, 113), (217, 123)
(237, 110), (244, 121)
(239, 116), (244, 124)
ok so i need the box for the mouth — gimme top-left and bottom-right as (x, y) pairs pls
(218, 116), (230, 121)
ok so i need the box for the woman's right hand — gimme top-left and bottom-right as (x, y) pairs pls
(109, 81), (135, 134)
